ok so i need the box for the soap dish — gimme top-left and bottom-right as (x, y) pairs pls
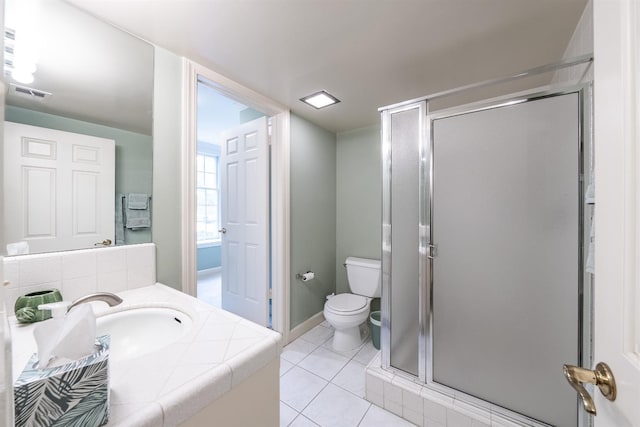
(14, 289), (63, 323)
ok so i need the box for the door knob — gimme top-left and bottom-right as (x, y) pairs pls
(218, 228), (227, 234)
(94, 239), (112, 247)
(563, 362), (616, 415)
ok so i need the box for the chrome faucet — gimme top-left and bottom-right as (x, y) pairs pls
(67, 292), (123, 313)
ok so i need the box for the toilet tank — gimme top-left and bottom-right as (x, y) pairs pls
(345, 257), (381, 298)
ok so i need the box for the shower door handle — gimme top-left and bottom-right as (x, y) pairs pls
(563, 362), (616, 415)
(427, 243), (437, 259)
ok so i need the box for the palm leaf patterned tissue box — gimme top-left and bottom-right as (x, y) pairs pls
(14, 335), (110, 427)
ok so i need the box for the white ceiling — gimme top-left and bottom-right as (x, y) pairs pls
(5, 0), (153, 135)
(66, 0), (587, 133)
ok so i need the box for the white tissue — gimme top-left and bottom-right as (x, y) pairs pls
(301, 272), (315, 282)
(34, 305), (97, 368)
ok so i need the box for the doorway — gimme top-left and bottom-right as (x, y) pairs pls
(182, 60), (290, 339)
(195, 77), (271, 326)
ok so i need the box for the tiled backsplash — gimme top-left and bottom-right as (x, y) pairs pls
(2, 243), (156, 310)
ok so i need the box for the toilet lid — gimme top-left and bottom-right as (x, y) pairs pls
(327, 294), (367, 312)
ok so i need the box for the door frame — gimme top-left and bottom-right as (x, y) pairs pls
(181, 59), (291, 342)
(592, 0), (640, 424)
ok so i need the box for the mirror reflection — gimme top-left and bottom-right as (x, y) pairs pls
(3, 0), (154, 256)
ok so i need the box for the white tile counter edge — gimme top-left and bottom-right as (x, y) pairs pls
(10, 283), (282, 426)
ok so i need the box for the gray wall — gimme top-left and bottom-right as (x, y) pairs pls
(152, 47), (183, 289)
(5, 106), (153, 245)
(335, 125), (382, 294)
(290, 114), (337, 329)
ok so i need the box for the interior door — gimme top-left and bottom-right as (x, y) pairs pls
(3, 122), (115, 254)
(220, 116), (269, 326)
(589, 0), (640, 424)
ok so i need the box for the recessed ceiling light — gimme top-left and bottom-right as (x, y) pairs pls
(300, 90), (340, 109)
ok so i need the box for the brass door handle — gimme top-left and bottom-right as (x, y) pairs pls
(94, 239), (112, 247)
(563, 362), (616, 415)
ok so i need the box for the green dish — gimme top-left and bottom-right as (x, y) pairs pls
(14, 289), (64, 323)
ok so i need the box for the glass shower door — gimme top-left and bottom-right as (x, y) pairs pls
(429, 90), (584, 426)
(382, 103), (424, 377)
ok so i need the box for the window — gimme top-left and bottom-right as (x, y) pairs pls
(196, 151), (220, 243)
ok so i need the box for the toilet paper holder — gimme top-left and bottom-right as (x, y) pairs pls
(296, 271), (315, 282)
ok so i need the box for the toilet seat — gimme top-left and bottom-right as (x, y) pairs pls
(326, 293), (368, 314)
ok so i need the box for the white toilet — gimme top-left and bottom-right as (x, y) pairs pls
(324, 257), (381, 351)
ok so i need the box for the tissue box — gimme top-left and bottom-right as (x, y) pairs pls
(14, 335), (110, 427)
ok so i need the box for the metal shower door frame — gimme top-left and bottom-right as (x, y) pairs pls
(380, 80), (593, 427)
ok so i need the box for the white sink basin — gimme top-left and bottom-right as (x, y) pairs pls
(96, 307), (193, 362)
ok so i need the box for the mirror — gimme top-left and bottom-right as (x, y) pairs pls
(3, 0), (154, 256)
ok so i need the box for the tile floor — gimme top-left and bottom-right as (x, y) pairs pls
(197, 269), (221, 308)
(197, 270), (412, 425)
(280, 322), (415, 427)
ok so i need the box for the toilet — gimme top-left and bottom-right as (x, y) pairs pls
(324, 257), (381, 351)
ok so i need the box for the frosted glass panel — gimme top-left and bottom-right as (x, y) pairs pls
(431, 93), (580, 426)
(390, 108), (420, 376)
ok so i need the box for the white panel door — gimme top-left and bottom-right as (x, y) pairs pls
(589, 0), (640, 425)
(220, 116), (269, 326)
(3, 122), (115, 254)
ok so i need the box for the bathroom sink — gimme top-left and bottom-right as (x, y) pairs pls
(96, 307), (193, 362)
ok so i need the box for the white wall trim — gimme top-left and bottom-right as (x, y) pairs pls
(592, 0), (640, 422)
(181, 59), (198, 298)
(288, 311), (325, 343)
(271, 110), (291, 344)
(197, 266), (222, 275)
(181, 59), (290, 340)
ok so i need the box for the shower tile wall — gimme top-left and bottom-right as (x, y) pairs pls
(365, 361), (536, 427)
(2, 243), (156, 307)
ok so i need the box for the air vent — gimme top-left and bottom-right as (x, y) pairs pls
(10, 83), (52, 101)
(5, 28), (15, 42)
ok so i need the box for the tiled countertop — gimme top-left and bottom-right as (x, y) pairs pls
(10, 284), (282, 426)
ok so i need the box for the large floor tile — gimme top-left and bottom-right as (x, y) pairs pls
(300, 324), (334, 345)
(302, 383), (371, 427)
(321, 336), (365, 359)
(197, 270), (221, 308)
(280, 358), (295, 376)
(332, 360), (367, 398)
(282, 338), (319, 364)
(353, 341), (380, 365)
(298, 346), (350, 381)
(280, 366), (328, 411)
(359, 404), (416, 426)
(290, 415), (320, 427)
(280, 402), (299, 427)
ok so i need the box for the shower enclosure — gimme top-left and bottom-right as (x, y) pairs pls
(380, 72), (592, 426)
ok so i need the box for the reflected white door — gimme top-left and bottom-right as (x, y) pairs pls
(3, 122), (115, 254)
(592, 0), (640, 425)
(220, 117), (269, 326)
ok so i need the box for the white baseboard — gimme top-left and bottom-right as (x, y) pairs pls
(287, 311), (325, 344)
(197, 267), (222, 275)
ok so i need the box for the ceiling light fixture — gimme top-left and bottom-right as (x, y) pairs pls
(300, 90), (340, 109)
(4, 28), (39, 84)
